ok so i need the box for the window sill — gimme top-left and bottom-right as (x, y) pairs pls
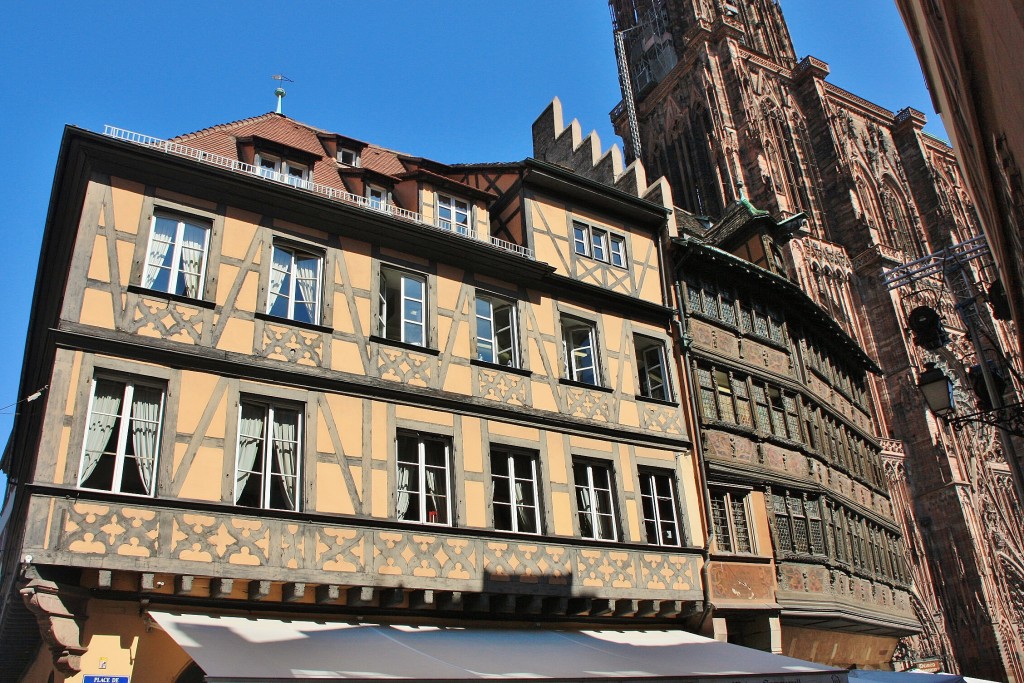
(470, 358), (532, 377)
(634, 394), (679, 407)
(559, 378), (613, 393)
(370, 335), (441, 356)
(127, 284), (216, 310)
(255, 311), (333, 334)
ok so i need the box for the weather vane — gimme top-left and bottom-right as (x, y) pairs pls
(272, 74), (294, 114)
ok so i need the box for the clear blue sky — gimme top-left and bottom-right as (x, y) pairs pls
(0, 1), (944, 493)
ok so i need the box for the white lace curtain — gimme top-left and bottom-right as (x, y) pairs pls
(577, 485), (593, 536)
(272, 412), (298, 510)
(294, 257), (318, 322)
(267, 248), (290, 314)
(514, 480), (529, 528)
(144, 220), (175, 289)
(179, 224), (207, 298)
(130, 386), (161, 492)
(80, 381), (123, 483)
(235, 405), (265, 503)
(396, 463), (412, 520)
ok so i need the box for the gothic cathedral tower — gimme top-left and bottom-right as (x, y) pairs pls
(610, 0), (1024, 678)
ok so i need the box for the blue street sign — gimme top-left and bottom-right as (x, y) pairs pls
(84, 677), (129, 683)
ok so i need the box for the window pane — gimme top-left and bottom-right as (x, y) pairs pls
(573, 223), (589, 256)
(494, 303), (517, 367)
(710, 494), (732, 552)
(145, 217), (177, 292)
(402, 275), (425, 345)
(476, 298), (494, 363)
(292, 255), (320, 325)
(610, 236), (626, 267)
(592, 230), (607, 261)
(268, 248), (292, 319)
(396, 461), (419, 521)
(731, 498), (752, 553)
(569, 327), (597, 384)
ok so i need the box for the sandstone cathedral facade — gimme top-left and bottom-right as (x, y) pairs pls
(608, 0), (1024, 678)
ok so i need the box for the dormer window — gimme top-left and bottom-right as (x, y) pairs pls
(436, 193), (471, 236)
(255, 153), (308, 188)
(367, 185), (388, 211)
(338, 147), (360, 167)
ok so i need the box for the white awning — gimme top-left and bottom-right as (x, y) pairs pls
(149, 611), (847, 682)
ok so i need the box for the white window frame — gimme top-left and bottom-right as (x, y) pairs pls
(573, 221), (627, 267)
(710, 488), (755, 554)
(490, 447), (542, 534)
(234, 400), (303, 512)
(142, 213), (211, 299)
(396, 433), (453, 525)
(573, 460), (618, 541)
(436, 193), (471, 236)
(609, 235), (627, 268)
(635, 337), (670, 400)
(572, 222), (590, 256)
(367, 185), (389, 212)
(338, 147), (360, 167)
(378, 267), (427, 346)
(475, 294), (520, 367)
(268, 245), (323, 324)
(591, 228), (609, 262)
(255, 153), (309, 187)
(78, 377), (165, 497)
(562, 317), (600, 386)
(638, 470), (681, 546)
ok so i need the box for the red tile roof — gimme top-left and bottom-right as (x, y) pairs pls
(170, 113), (479, 199)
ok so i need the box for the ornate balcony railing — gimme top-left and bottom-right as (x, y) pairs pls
(102, 126), (534, 260)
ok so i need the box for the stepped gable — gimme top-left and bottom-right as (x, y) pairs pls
(531, 97), (678, 235)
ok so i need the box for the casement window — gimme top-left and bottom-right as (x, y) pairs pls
(338, 148), (360, 167)
(639, 470), (681, 546)
(367, 185), (388, 211)
(635, 336), (670, 400)
(696, 366), (739, 424)
(476, 295), (519, 367)
(491, 447), (541, 534)
(234, 400), (302, 511)
(562, 317), (600, 385)
(78, 377), (164, 496)
(732, 377), (753, 428)
(268, 245), (322, 325)
(573, 460), (618, 541)
(715, 370), (736, 423)
(572, 222), (590, 256)
(573, 221), (627, 267)
(395, 433), (452, 525)
(256, 153), (308, 187)
(591, 228), (608, 262)
(436, 193), (471, 236)
(771, 492), (825, 557)
(377, 267), (427, 346)
(143, 214), (210, 299)
(709, 489), (753, 553)
(609, 235), (627, 267)
(696, 367), (719, 421)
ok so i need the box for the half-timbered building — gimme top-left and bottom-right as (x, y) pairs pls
(0, 108), (711, 682)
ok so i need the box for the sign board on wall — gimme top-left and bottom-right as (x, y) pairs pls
(84, 677), (129, 683)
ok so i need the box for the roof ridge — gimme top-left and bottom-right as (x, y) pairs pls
(173, 112), (343, 143)
(172, 112), (281, 141)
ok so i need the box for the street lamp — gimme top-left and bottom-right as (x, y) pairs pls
(916, 362), (1024, 438)
(917, 363), (955, 417)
